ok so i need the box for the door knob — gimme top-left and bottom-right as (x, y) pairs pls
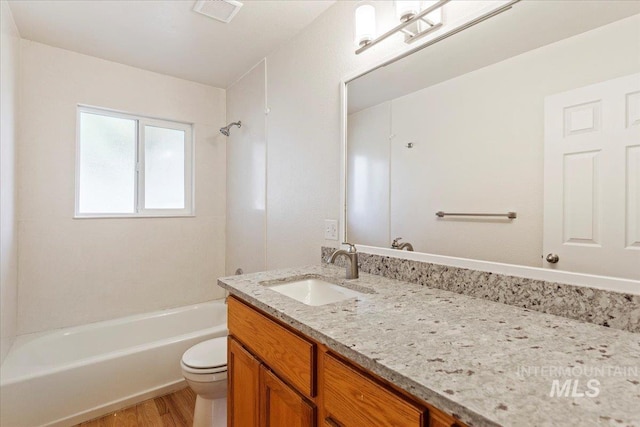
(545, 253), (559, 264)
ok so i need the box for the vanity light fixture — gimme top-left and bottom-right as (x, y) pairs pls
(355, 2), (377, 48)
(419, 0), (443, 29)
(356, 0), (449, 54)
(395, 0), (422, 22)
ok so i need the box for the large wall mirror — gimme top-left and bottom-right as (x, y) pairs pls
(346, 0), (640, 281)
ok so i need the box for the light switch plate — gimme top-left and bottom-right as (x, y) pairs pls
(324, 219), (339, 240)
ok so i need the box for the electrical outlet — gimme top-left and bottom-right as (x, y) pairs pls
(324, 219), (338, 240)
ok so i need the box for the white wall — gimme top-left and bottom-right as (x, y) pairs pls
(17, 41), (227, 334)
(235, 1), (506, 269)
(348, 15), (640, 267)
(226, 60), (267, 275)
(0, 0), (20, 362)
(263, 1), (406, 268)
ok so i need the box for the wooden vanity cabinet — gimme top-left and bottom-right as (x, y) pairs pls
(227, 296), (466, 427)
(228, 336), (315, 427)
(227, 296), (314, 397)
(228, 297), (316, 427)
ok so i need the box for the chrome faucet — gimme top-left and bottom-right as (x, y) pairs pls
(391, 237), (414, 251)
(327, 243), (359, 279)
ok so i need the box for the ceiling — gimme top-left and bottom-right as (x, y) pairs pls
(8, 0), (335, 88)
(348, 0), (640, 113)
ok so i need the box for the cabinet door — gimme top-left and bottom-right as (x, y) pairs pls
(228, 336), (260, 427)
(260, 366), (315, 427)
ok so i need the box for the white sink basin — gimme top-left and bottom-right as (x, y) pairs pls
(267, 278), (363, 306)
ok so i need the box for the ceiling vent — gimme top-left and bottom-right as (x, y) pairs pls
(193, 0), (243, 24)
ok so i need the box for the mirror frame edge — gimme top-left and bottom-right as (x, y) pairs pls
(339, 78), (348, 246)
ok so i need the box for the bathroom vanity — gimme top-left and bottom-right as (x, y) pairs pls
(226, 296), (461, 427)
(219, 265), (640, 427)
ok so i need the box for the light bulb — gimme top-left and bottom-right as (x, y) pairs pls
(355, 3), (376, 47)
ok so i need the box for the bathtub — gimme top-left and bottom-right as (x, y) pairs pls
(0, 300), (227, 427)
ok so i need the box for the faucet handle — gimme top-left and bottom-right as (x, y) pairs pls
(342, 242), (357, 253)
(391, 237), (402, 248)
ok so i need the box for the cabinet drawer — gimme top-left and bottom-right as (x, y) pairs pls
(228, 297), (315, 397)
(323, 352), (426, 427)
(430, 409), (465, 427)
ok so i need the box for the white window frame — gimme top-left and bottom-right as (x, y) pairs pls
(75, 105), (194, 218)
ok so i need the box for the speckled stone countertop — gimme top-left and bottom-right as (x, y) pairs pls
(218, 265), (640, 427)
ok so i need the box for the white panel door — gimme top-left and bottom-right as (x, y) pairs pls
(544, 73), (640, 280)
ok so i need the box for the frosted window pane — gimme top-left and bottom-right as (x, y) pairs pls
(79, 112), (136, 213)
(144, 126), (185, 209)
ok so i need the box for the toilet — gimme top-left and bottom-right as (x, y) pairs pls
(181, 337), (228, 427)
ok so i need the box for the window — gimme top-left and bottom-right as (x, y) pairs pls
(76, 106), (193, 217)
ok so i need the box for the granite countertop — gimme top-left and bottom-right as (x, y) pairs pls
(218, 265), (640, 427)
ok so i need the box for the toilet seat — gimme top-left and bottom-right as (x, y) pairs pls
(181, 360), (228, 383)
(181, 360), (227, 375)
(182, 337), (227, 371)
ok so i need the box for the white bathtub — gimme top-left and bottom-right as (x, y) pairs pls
(0, 300), (227, 427)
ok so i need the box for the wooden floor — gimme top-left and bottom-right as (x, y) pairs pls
(75, 387), (196, 427)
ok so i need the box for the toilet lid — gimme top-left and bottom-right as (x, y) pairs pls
(182, 337), (227, 369)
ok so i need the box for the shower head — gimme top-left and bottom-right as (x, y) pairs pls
(220, 121), (242, 136)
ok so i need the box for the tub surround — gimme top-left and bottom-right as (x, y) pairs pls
(16, 40), (226, 336)
(322, 247), (640, 334)
(0, 0), (20, 365)
(218, 265), (640, 427)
